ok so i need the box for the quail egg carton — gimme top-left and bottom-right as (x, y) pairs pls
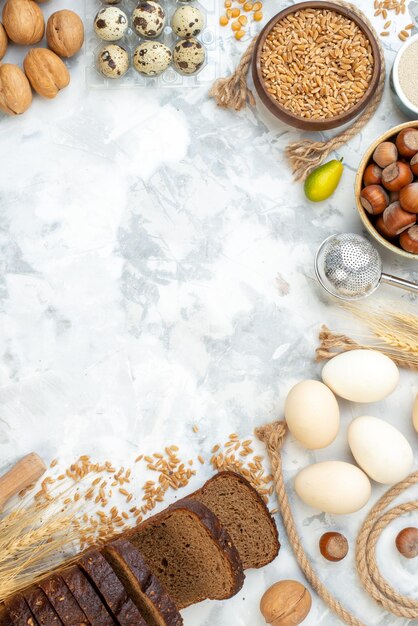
(85, 0), (221, 87)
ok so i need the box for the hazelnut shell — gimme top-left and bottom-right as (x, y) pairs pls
(24, 48), (70, 99)
(0, 63), (32, 115)
(399, 225), (418, 254)
(2, 0), (44, 45)
(260, 580), (312, 626)
(47, 10), (84, 58)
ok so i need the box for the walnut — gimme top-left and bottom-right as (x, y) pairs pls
(0, 63), (32, 115)
(2, 0), (44, 45)
(24, 48), (70, 99)
(0, 22), (8, 60)
(260, 581), (312, 626)
(47, 10), (84, 58)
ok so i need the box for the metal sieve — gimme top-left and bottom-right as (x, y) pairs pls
(315, 233), (418, 300)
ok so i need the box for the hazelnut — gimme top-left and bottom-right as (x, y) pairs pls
(399, 182), (418, 214)
(360, 184), (389, 215)
(396, 128), (418, 159)
(375, 215), (396, 239)
(0, 22), (7, 60)
(395, 527), (418, 559)
(24, 48), (70, 99)
(381, 162), (414, 192)
(363, 163), (382, 186)
(319, 532), (349, 562)
(382, 201), (416, 236)
(399, 225), (418, 254)
(260, 580), (312, 626)
(2, 0), (44, 45)
(47, 10), (84, 58)
(373, 142), (398, 169)
(0, 63), (32, 115)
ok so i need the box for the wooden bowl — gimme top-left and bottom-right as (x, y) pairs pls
(355, 121), (418, 261)
(252, 1), (381, 131)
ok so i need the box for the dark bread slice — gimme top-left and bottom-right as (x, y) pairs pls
(103, 539), (183, 626)
(124, 499), (244, 609)
(77, 551), (147, 626)
(23, 588), (63, 626)
(4, 593), (37, 626)
(0, 605), (13, 626)
(39, 575), (89, 626)
(188, 471), (280, 569)
(60, 567), (115, 626)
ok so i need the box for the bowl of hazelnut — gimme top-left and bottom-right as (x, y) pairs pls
(355, 122), (418, 259)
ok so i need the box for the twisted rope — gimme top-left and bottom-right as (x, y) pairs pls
(209, 1), (386, 181)
(255, 420), (418, 625)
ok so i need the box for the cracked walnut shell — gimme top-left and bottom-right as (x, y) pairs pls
(0, 64), (32, 115)
(24, 48), (70, 99)
(2, 0), (44, 45)
(47, 10), (84, 58)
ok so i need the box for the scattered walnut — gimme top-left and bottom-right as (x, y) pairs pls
(2, 0), (44, 45)
(47, 10), (84, 58)
(24, 48), (70, 99)
(0, 63), (32, 115)
(260, 580), (312, 626)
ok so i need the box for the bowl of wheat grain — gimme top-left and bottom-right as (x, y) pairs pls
(252, 1), (381, 131)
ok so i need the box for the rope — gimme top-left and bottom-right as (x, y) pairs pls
(255, 420), (418, 625)
(209, 1), (386, 181)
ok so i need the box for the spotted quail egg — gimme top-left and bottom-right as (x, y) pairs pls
(132, 1), (166, 38)
(98, 44), (130, 78)
(173, 38), (205, 74)
(94, 7), (128, 41)
(133, 41), (172, 76)
(171, 6), (204, 39)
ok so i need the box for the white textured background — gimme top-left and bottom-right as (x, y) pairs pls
(0, 0), (417, 624)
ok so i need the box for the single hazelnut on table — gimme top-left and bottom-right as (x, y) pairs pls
(363, 163), (382, 186)
(399, 225), (418, 254)
(373, 141), (398, 168)
(411, 153), (418, 176)
(0, 22), (7, 60)
(382, 201), (416, 236)
(47, 10), (84, 58)
(381, 161), (414, 192)
(319, 532), (349, 562)
(360, 184), (389, 215)
(396, 527), (418, 559)
(24, 48), (70, 99)
(260, 580), (312, 626)
(0, 63), (32, 115)
(396, 128), (418, 158)
(2, 0), (44, 45)
(375, 215), (396, 239)
(399, 182), (418, 214)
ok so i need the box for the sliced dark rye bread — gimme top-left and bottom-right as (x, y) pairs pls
(4, 594), (37, 626)
(0, 605), (13, 626)
(23, 588), (63, 626)
(60, 567), (115, 626)
(103, 539), (183, 626)
(39, 574), (89, 626)
(124, 499), (244, 609)
(77, 551), (147, 626)
(187, 471), (280, 569)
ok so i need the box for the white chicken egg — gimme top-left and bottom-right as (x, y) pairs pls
(295, 461), (371, 514)
(284, 380), (340, 449)
(321, 349), (399, 403)
(348, 416), (413, 484)
(94, 7), (128, 41)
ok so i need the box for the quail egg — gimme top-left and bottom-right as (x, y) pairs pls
(173, 38), (205, 74)
(132, 1), (166, 38)
(94, 7), (128, 41)
(133, 41), (172, 76)
(171, 6), (204, 38)
(98, 44), (130, 78)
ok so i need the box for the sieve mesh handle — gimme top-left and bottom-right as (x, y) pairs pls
(381, 273), (418, 294)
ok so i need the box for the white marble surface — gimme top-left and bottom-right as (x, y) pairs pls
(1, 0), (418, 624)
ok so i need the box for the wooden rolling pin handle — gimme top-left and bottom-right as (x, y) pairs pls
(0, 453), (47, 512)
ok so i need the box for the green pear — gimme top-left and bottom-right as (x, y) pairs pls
(304, 158), (344, 202)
